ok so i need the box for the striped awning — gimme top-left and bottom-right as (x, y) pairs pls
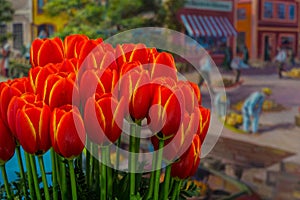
(180, 14), (237, 37)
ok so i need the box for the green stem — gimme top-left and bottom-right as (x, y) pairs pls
(105, 146), (113, 198)
(16, 146), (27, 199)
(68, 159), (77, 200)
(54, 152), (61, 187)
(129, 121), (141, 198)
(50, 149), (58, 200)
(162, 164), (172, 200)
(145, 146), (157, 200)
(171, 180), (182, 200)
(60, 157), (68, 200)
(100, 147), (107, 200)
(38, 156), (50, 200)
(1, 165), (13, 200)
(25, 153), (35, 200)
(153, 139), (164, 200)
(29, 155), (42, 200)
(116, 136), (121, 171)
(86, 140), (91, 187)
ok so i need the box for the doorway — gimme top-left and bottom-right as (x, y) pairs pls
(262, 33), (276, 61)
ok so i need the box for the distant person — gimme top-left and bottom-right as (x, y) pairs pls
(38, 29), (48, 39)
(242, 44), (249, 64)
(198, 55), (214, 94)
(214, 92), (230, 120)
(274, 47), (286, 79)
(230, 56), (249, 83)
(242, 88), (272, 134)
(1, 39), (11, 77)
(224, 45), (233, 70)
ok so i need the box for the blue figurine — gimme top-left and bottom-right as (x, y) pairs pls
(242, 88), (272, 134)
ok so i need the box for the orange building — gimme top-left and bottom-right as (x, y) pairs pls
(237, 0), (300, 61)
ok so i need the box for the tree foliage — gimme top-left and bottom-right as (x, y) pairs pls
(0, 0), (14, 23)
(0, 0), (14, 42)
(43, 0), (185, 39)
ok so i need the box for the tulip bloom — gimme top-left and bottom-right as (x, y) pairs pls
(0, 118), (15, 165)
(151, 108), (199, 161)
(171, 134), (201, 179)
(28, 63), (58, 96)
(7, 93), (36, 139)
(149, 52), (178, 81)
(197, 106), (211, 144)
(84, 93), (124, 146)
(118, 62), (152, 120)
(64, 34), (89, 59)
(0, 78), (31, 126)
(43, 72), (80, 109)
(115, 43), (149, 68)
(30, 37), (64, 67)
(16, 102), (51, 155)
(79, 68), (118, 106)
(50, 105), (86, 159)
(147, 84), (182, 137)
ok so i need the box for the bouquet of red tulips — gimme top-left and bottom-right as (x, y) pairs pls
(0, 34), (210, 200)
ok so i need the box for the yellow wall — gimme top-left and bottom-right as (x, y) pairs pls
(236, 2), (252, 56)
(32, 0), (68, 37)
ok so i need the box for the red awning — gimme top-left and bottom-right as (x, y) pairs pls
(180, 14), (237, 37)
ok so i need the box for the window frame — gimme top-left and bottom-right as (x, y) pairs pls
(261, 0), (297, 23)
(237, 8), (246, 20)
(13, 23), (23, 50)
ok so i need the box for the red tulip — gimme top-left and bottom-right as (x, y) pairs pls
(171, 134), (201, 179)
(57, 58), (78, 73)
(149, 52), (177, 81)
(116, 43), (149, 69)
(7, 93), (37, 139)
(188, 81), (202, 105)
(177, 81), (200, 114)
(28, 63), (58, 96)
(118, 62), (152, 120)
(78, 39), (103, 67)
(43, 72), (80, 109)
(0, 81), (24, 126)
(50, 105), (86, 159)
(84, 93), (124, 146)
(16, 101), (51, 155)
(64, 34), (89, 59)
(0, 117), (15, 165)
(197, 106), (211, 144)
(147, 84), (182, 137)
(151, 108), (199, 161)
(79, 68), (118, 106)
(30, 37), (64, 67)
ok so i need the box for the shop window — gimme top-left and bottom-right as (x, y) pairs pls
(237, 8), (246, 20)
(264, 2), (273, 18)
(289, 5), (295, 20)
(277, 4), (285, 19)
(38, 24), (55, 38)
(13, 23), (23, 50)
(196, 36), (226, 53)
(279, 35), (295, 50)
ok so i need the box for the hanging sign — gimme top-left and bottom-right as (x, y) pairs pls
(185, 0), (233, 12)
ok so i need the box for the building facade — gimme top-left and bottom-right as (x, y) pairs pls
(176, 0), (238, 65)
(0, 0), (33, 52)
(237, 0), (299, 61)
(32, 0), (68, 39)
